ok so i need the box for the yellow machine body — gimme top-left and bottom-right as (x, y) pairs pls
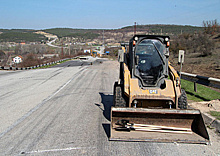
(111, 35), (209, 144)
(123, 62), (181, 108)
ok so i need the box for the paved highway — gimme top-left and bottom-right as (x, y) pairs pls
(46, 38), (60, 48)
(0, 58), (219, 155)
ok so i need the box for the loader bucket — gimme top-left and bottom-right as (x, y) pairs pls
(110, 107), (209, 144)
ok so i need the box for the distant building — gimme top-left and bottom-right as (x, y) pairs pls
(43, 54), (59, 58)
(87, 41), (96, 45)
(38, 54), (59, 59)
(13, 56), (23, 63)
(84, 50), (91, 53)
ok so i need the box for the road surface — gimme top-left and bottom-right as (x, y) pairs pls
(46, 38), (61, 48)
(0, 58), (219, 155)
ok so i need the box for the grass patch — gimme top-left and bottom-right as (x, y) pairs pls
(36, 59), (71, 69)
(209, 111), (220, 120)
(181, 79), (220, 102)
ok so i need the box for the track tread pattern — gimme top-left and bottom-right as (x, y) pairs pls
(113, 82), (127, 107)
(178, 89), (188, 109)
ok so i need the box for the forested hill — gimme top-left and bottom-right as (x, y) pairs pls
(0, 24), (203, 42)
(0, 32), (47, 42)
(43, 25), (203, 37)
(43, 28), (100, 38)
(121, 24), (203, 35)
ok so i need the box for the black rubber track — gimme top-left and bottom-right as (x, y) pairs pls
(113, 82), (127, 107)
(178, 89), (188, 109)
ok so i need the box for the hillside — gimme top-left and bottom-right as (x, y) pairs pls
(121, 25), (203, 35)
(43, 25), (203, 41)
(0, 31), (47, 43)
(0, 29), (35, 33)
(43, 28), (98, 37)
(0, 24), (204, 43)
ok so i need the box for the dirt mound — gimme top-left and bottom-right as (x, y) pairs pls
(189, 99), (220, 113)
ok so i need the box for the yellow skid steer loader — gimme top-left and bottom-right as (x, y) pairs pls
(111, 35), (209, 144)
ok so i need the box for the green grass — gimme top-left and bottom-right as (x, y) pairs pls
(37, 64), (55, 69)
(209, 111), (220, 120)
(181, 79), (220, 102)
(36, 59), (71, 69)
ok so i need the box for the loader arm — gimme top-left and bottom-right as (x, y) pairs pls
(168, 62), (180, 82)
(168, 62), (181, 108)
(123, 63), (131, 98)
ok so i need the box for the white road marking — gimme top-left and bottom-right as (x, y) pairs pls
(22, 147), (95, 154)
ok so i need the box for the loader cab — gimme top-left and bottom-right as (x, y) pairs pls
(129, 35), (170, 88)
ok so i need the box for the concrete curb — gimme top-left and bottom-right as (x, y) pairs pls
(0, 58), (71, 71)
(202, 112), (220, 133)
(0, 56), (85, 71)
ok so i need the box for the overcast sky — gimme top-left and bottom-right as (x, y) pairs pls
(0, 0), (219, 29)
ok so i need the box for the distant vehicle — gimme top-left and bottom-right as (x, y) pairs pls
(91, 50), (97, 57)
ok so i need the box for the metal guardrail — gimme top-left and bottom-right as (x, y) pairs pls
(0, 55), (89, 71)
(180, 72), (220, 90)
(0, 58), (72, 71)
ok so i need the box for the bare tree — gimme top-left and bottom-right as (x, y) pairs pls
(203, 19), (220, 35)
(15, 44), (22, 55)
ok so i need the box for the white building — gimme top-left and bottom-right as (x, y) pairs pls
(13, 56), (23, 63)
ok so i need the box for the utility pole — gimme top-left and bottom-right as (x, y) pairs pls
(103, 30), (105, 45)
(134, 22), (137, 35)
(69, 44), (71, 56)
(61, 39), (64, 57)
(101, 30), (105, 55)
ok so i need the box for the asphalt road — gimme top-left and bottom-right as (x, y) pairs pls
(0, 58), (219, 155)
(46, 38), (60, 48)
(52, 57), (103, 68)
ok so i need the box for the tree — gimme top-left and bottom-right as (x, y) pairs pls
(20, 53), (42, 67)
(203, 19), (220, 35)
(14, 44), (22, 54)
(170, 32), (215, 57)
(196, 32), (215, 56)
(0, 50), (6, 59)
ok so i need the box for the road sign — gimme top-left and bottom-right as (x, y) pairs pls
(178, 50), (184, 63)
(178, 50), (185, 79)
